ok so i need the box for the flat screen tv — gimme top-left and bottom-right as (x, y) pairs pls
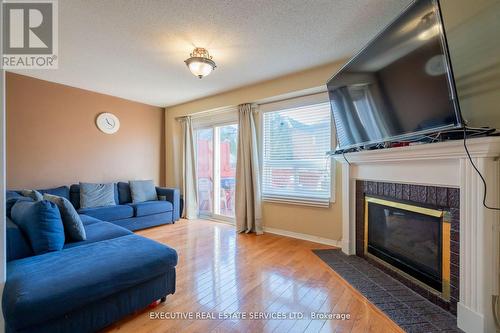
(328, 0), (462, 151)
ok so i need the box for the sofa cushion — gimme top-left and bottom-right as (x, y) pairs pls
(44, 194), (86, 241)
(79, 214), (102, 226)
(129, 200), (173, 217)
(3, 234), (178, 330)
(129, 180), (158, 203)
(6, 192), (32, 219)
(78, 205), (134, 221)
(20, 189), (43, 201)
(80, 182), (116, 209)
(6, 218), (33, 261)
(6, 190), (22, 199)
(117, 182), (132, 204)
(69, 184), (80, 209)
(70, 183), (119, 210)
(64, 221), (132, 249)
(11, 200), (65, 254)
(111, 212), (173, 231)
(39, 186), (70, 200)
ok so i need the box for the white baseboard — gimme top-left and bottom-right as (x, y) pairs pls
(341, 239), (354, 255)
(207, 217), (235, 225)
(457, 302), (485, 333)
(263, 227), (341, 247)
(206, 219), (341, 247)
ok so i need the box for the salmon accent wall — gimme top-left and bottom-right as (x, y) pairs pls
(6, 72), (165, 189)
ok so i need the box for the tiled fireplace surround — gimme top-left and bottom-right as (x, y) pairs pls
(354, 180), (460, 314)
(334, 137), (500, 333)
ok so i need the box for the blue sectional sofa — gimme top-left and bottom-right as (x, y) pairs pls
(3, 186), (179, 333)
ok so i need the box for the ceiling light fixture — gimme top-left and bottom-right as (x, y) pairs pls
(184, 47), (217, 79)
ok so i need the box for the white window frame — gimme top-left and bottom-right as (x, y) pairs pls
(258, 93), (336, 207)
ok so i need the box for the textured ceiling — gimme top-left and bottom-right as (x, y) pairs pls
(13, 0), (412, 107)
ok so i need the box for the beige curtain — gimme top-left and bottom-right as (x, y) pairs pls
(235, 104), (263, 234)
(181, 116), (198, 219)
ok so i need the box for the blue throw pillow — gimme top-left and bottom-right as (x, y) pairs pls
(79, 182), (116, 209)
(43, 194), (86, 241)
(11, 200), (65, 254)
(39, 186), (70, 200)
(21, 189), (43, 201)
(6, 191), (32, 219)
(129, 180), (158, 203)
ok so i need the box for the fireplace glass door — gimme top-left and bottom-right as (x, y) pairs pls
(366, 197), (444, 291)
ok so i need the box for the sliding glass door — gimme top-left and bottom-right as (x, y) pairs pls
(196, 128), (214, 216)
(196, 124), (238, 221)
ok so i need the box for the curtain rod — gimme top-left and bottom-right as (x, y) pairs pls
(175, 105), (238, 121)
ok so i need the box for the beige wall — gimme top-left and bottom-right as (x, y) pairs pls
(165, 60), (346, 242)
(6, 72), (165, 189)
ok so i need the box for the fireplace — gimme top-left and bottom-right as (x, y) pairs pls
(335, 138), (500, 332)
(355, 180), (459, 313)
(364, 196), (450, 300)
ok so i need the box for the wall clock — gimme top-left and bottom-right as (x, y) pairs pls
(96, 112), (120, 134)
(425, 54), (447, 76)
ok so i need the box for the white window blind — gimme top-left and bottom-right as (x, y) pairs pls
(262, 102), (332, 206)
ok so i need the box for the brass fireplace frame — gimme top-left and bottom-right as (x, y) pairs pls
(364, 196), (451, 301)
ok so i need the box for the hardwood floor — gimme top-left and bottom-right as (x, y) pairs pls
(104, 219), (402, 333)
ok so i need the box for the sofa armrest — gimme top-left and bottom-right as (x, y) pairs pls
(156, 187), (180, 221)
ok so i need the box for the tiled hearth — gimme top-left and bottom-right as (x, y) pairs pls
(355, 180), (460, 314)
(314, 249), (462, 332)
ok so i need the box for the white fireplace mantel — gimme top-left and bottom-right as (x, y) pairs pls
(334, 136), (500, 333)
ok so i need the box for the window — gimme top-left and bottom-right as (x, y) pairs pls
(262, 102), (332, 206)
